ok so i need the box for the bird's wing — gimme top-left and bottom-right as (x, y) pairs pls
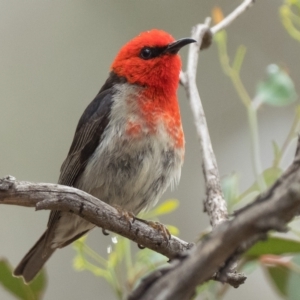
(58, 71), (125, 186)
(46, 72), (125, 242)
(58, 88), (113, 186)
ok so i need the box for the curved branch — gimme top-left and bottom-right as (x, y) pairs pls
(0, 176), (244, 288)
(0, 176), (192, 259)
(128, 138), (300, 300)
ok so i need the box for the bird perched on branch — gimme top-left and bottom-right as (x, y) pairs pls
(14, 29), (195, 282)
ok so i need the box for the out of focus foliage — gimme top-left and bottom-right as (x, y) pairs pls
(0, 260), (46, 300)
(73, 199), (179, 299)
(206, 1), (300, 299)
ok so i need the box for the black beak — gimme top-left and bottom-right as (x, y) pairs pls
(164, 38), (196, 54)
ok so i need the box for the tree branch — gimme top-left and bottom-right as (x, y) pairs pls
(182, 20), (228, 228)
(180, 0), (255, 228)
(0, 176), (192, 259)
(211, 0), (255, 35)
(180, 1), (255, 230)
(168, 0), (256, 293)
(127, 137), (300, 300)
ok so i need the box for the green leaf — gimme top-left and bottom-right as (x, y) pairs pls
(194, 281), (213, 298)
(28, 270), (47, 300)
(265, 265), (289, 297)
(108, 237), (126, 268)
(246, 236), (300, 258)
(280, 2), (300, 42)
(239, 167), (282, 199)
(263, 167), (283, 187)
(233, 191), (259, 211)
(221, 173), (239, 209)
(153, 199), (179, 215)
(73, 255), (86, 271)
(264, 254), (300, 299)
(214, 30), (227, 46)
(232, 45), (247, 73)
(287, 254), (300, 300)
(0, 259), (32, 300)
(235, 167), (282, 210)
(256, 64), (297, 107)
(272, 140), (282, 166)
(0, 259), (46, 300)
(141, 199), (179, 219)
(241, 260), (259, 275)
(165, 224), (179, 236)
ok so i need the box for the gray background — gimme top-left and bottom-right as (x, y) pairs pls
(0, 0), (299, 299)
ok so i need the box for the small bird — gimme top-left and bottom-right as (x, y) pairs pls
(14, 29), (195, 282)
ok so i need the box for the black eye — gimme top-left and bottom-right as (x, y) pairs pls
(140, 47), (153, 60)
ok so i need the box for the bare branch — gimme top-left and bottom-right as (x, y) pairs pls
(172, 0), (257, 293)
(211, 0), (255, 34)
(0, 176), (192, 259)
(0, 175), (245, 287)
(180, 0), (256, 227)
(181, 21), (227, 227)
(128, 138), (300, 300)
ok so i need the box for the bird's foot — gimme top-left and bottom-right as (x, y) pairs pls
(101, 206), (135, 236)
(135, 217), (171, 242)
(102, 228), (110, 236)
(113, 205), (135, 229)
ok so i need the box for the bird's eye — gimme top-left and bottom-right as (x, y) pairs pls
(140, 47), (153, 60)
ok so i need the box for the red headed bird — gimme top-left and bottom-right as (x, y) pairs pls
(14, 29), (195, 282)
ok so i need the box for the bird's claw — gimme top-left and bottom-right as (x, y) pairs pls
(148, 221), (171, 241)
(102, 228), (110, 236)
(113, 205), (135, 229)
(135, 217), (171, 244)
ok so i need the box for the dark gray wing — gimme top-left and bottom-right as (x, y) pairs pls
(59, 71), (125, 186)
(58, 88), (112, 186)
(46, 72), (125, 242)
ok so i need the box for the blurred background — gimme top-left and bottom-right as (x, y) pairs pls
(0, 0), (299, 299)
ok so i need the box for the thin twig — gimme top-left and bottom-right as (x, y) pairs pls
(211, 0), (255, 34)
(181, 20), (227, 227)
(180, 0), (256, 228)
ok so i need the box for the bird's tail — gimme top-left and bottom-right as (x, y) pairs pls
(14, 231), (55, 283)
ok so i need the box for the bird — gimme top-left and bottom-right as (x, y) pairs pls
(14, 29), (196, 283)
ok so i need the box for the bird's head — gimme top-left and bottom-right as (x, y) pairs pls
(111, 29), (195, 94)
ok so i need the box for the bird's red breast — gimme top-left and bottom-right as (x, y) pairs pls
(112, 29), (184, 149)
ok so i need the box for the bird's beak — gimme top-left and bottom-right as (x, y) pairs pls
(164, 38), (196, 54)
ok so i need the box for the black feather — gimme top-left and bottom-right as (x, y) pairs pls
(48, 72), (126, 241)
(59, 71), (126, 186)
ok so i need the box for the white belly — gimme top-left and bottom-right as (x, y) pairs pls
(76, 129), (182, 214)
(75, 84), (183, 214)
